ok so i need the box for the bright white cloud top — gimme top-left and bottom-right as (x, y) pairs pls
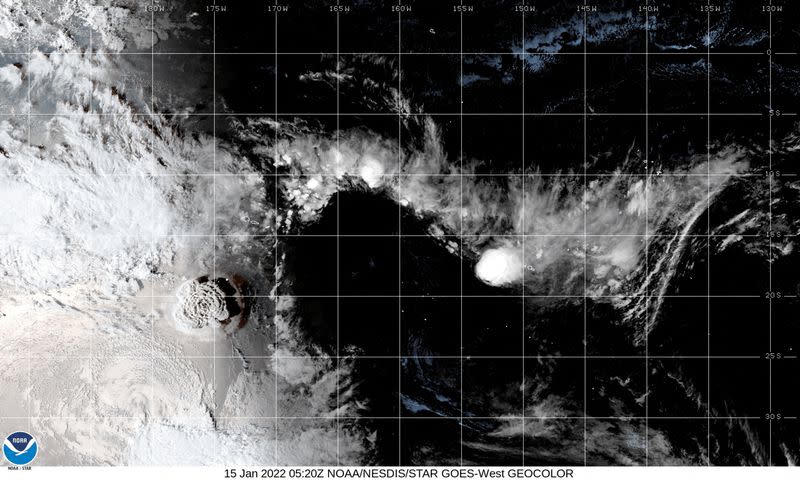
(474, 246), (523, 287)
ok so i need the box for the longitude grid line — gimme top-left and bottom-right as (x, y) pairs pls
(644, 0), (649, 467)
(336, 0), (341, 465)
(149, 0), (156, 465)
(582, 0), (588, 467)
(274, 0), (280, 465)
(212, 0), (218, 464)
(706, 0), (712, 466)
(520, 0), (526, 467)
(26, 0), (32, 448)
(458, 0), (464, 467)
(767, 0), (773, 465)
(89, 26), (94, 463)
(398, 0), (404, 466)
(332, 0), (343, 465)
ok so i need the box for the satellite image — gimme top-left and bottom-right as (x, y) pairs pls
(0, 0), (798, 468)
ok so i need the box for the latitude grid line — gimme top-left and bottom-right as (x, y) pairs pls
(13, 112), (797, 117)
(0, 173), (796, 178)
(5, 294), (790, 299)
(3, 50), (797, 57)
(8, 51), (797, 56)
(0, 233), (794, 238)
(6, 353), (796, 359)
(1, 415), (792, 421)
(6, 355), (797, 360)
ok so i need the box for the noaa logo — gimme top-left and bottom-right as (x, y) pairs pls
(3, 432), (37, 466)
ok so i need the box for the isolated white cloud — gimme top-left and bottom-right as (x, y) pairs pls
(475, 246), (523, 287)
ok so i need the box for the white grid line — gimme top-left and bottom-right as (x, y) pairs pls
(5, 294), (782, 299)
(336, 0), (342, 464)
(0, 233), (789, 238)
(1, 173), (791, 179)
(11, 112), (793, 117)
(2, 415), (786, 421)
(7, 355), (791, 361)
(582, 0), (588, 466)
(644, 0), (650, 467)
(273, 0), (280, 465)
(149, 0), (156, 466)
(397, 0), (404, 465)
(457, 0), (465, 467)
(706, 1), (712, 465)
(89, 24), (95, 463)
(520, 0), (526, 466)
(26, 0), (33, 454)
(767, 0), (774, 465)
(212, 0), (219, 464)
(7, 50), (796, 56)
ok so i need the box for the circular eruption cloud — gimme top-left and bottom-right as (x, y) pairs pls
(174, 278), (229, 329)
